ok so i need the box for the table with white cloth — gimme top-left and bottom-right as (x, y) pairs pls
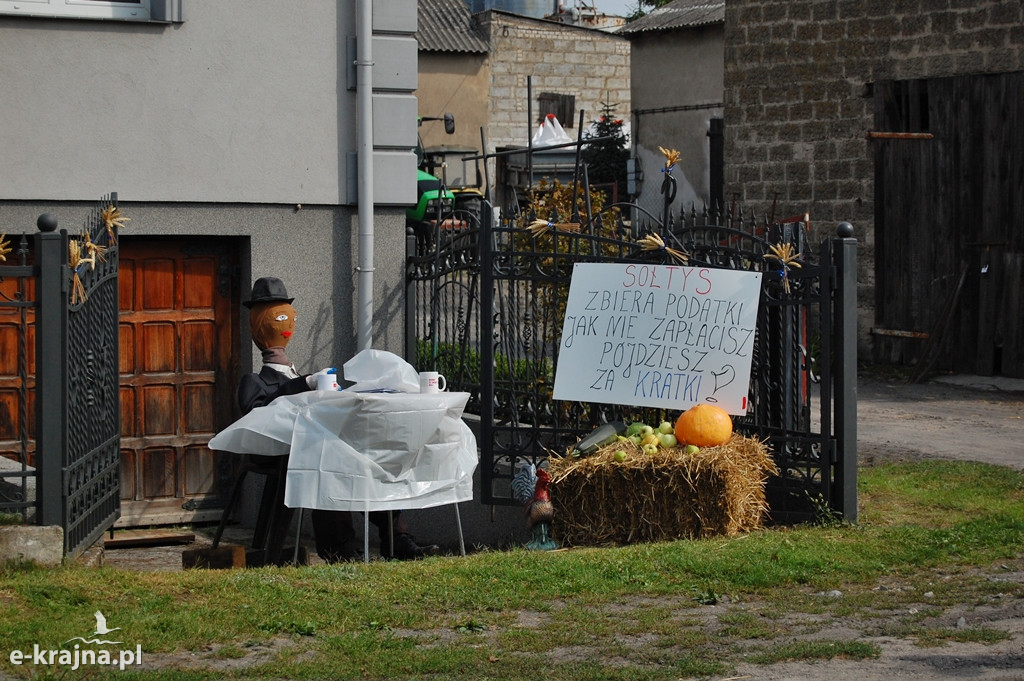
(207, 389), (478, 560)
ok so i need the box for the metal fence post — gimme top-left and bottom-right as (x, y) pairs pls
(34, 215), (68, 527)
(833, 222), (858, 522)
(478, 199), (496, 500)
(404, 227), (417, 365)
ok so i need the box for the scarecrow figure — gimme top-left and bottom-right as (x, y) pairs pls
(239, 277), (439, 561)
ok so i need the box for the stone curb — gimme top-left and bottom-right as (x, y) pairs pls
(0, 525), (63, 566)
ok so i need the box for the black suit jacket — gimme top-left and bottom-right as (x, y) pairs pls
(237, 365), (311, 415)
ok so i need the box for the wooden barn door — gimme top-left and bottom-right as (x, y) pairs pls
(873, 72), (1024, 378)
(118, 239), (239, 526)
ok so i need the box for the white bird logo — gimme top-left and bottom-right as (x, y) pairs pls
(91, 611), (121, 637)
(62, 610), (123, 646)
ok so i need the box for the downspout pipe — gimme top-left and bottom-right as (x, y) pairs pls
(355, 0), (374, 350)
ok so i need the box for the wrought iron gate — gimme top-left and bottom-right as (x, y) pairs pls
(408, 197), (858, 524)
(0, 194), (122, 556)
(59, 196), (122, 555)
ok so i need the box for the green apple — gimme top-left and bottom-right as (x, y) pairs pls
(625, 422), (645, 437)
(614, 450), (628, 462)
(684, 444), (700, 455)
(642, 443), (659, 455)
(657, 421), (674, 434)
(658, 433), (678, 448)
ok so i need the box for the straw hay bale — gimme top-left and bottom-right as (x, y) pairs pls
(548, 435), (778, 546)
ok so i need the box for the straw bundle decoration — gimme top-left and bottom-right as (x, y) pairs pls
(637, 232), (689, 265)
(68, 239), (89, 305)
(100, 204), (130, 244)
(764, 242), (802, 294)
(658, 146), (681, 171)
(81, 229), (107, 265)
(524, 219), (582, 238)
(548, 435), (778, 546)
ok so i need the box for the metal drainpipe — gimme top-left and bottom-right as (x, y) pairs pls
(355, 0), (374, 350)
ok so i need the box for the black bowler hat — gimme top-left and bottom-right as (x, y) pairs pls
(243, 277), (294, 308)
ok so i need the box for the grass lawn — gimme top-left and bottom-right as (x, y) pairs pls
(1, 459), (1022, 680)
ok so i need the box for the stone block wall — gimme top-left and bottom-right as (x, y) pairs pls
(478, 12), (631, 150)
(723, 0), (1024, 355)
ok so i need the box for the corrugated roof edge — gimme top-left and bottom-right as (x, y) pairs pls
(616, 0), (724, 35)
(418, 0), (490, 54)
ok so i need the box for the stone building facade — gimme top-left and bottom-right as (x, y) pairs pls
(477, 11), (631, 155)
(722, 0), (1024, 360)
(0, 1), (418, 528)
(416, 6), (631, 206)
(619, 1), (724, 220)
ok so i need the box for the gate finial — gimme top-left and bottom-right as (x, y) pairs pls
(37, 214), (58, 233)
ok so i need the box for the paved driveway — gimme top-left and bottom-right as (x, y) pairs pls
(857, 372), (1024, 470)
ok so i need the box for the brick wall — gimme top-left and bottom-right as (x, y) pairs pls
(479, 12), (631, 150)
(723, 0), (1024, 354)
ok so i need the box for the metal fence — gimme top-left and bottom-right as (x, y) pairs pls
(0, 195), (121, 556)
(407, 198), (858, 524)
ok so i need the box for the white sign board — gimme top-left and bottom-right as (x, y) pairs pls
(552, 263), (762, 414)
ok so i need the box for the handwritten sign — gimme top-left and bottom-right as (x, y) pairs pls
(552, 263), (762, 414)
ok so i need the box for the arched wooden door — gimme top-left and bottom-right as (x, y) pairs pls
(118, 239), (240, 526)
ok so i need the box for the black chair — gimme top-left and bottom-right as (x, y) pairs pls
(212, 455), (297, 566)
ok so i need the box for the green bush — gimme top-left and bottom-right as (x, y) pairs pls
(415, 339), (553, 387)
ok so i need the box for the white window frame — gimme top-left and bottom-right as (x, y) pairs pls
(0, 0), (181, 22)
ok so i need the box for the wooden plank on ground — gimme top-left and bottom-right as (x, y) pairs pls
(104, 529), (196, 549)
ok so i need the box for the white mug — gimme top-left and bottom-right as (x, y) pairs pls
(419, 371), (447, 393)
(316, 372), (339, 391)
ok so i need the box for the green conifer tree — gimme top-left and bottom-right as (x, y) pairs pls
(582, 102), (630, 202)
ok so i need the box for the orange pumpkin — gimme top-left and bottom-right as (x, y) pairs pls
(674, 404), (733, 447)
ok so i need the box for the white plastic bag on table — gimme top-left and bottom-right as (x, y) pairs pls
(343, 349), (420, 393)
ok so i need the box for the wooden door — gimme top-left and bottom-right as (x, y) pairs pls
(873, 72), (1024, 377)
(0, 261), (36, 513)
(118, 239), (239, 526)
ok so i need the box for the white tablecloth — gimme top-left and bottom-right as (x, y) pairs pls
(207, 391), (477, 512)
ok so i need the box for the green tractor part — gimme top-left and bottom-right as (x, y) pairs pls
(407, 169), (455, 224)
(409, 113), (483, 252)
(420, 145), (484, 218)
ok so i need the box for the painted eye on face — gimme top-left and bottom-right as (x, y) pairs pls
(275, 314), (290, 322)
